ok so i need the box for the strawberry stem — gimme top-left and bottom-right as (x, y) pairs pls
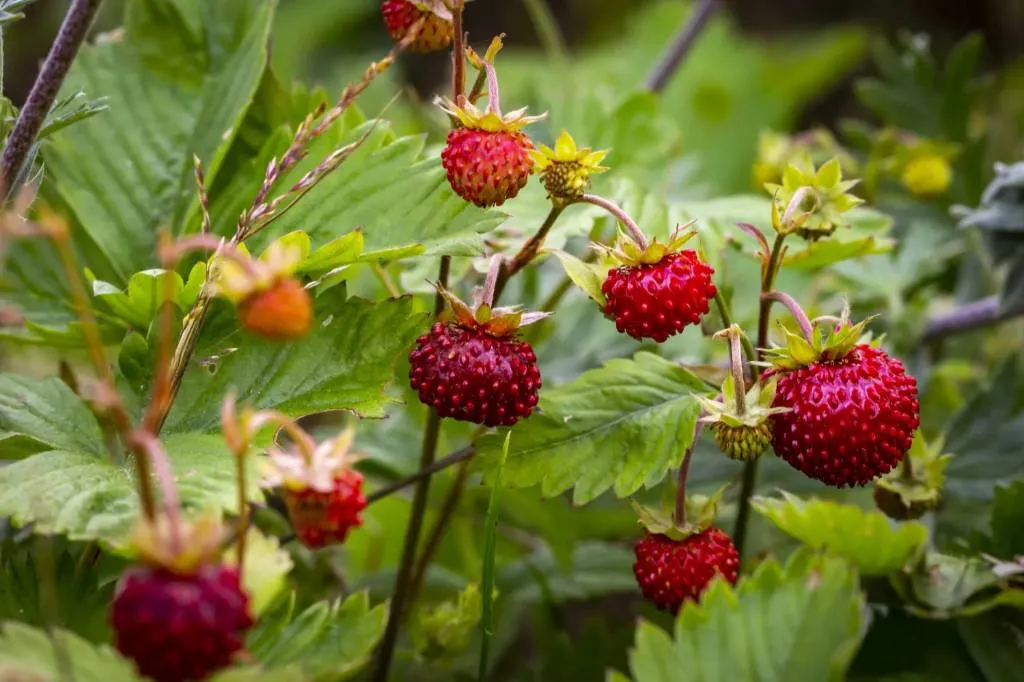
(450, 0), (466, 99)
(165, 234), (265, 280)
(482, 253), (503, 308)
(130, 430), (184, 553)
(482, 60), (502, 116)
(674, 420), (703, 526)
(578, 193), (649, 250)
(248, 410), (318, 463)
(762, 291), (815, 342)
(726, 331), (747, 417)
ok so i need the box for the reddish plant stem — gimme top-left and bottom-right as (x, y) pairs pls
(482, 253), (503, 308)
(645, 0), (721, 93)
(578, 193), (648, 249)
(491, 205), (564, 303)
(366, 446), (475, 505)
(761, 291), (815, 342)
(675, 420), (704, 526)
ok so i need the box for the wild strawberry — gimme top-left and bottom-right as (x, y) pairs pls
(765, 155), (863, 241)
(409, 271), (549, 427)
(634, 530), (739, 614)
(260, 427), (367, 549)
(111, 515), (253, 682)
(697, 326), (790, 461)
(435, 63), (546, 207)
(764, 315), (920, 488)
(872, 432), (949, 521)
(530, 130), (609, 204)
(381, 0), (454, 53)
(212, 239), (312, 341)
(597, 225), (716, 342)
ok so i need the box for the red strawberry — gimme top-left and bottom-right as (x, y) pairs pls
(764, 316), (919, 488)
(435, 68), (546, 208)
(112, 564), (253, 682)
(381, 0), (454, 53)
(237, 277), (312, 341)
(410, 321), (541, 427)
(261, 427), (368, 549)
(283, 468), (366, 548)
(633, 528), (739, 614)
(110, 515), (252, 682)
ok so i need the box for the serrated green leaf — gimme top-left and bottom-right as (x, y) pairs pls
(0, 432), (261, 544)
(623, 549), (863, 682)
(0, 622), (140, 681)
(164, 296), (424, 432)
(551, 249), (607, 306)
(477, 352), (710, 505)
(253, 590), (388, 680)
(752, 493), (927, 575)
(41, 0), (275, 281)
(90, 265), (204, 330)
(298, 230), (364, 274)
(497, 541), (636, 604)
(0, 374), (105, 458)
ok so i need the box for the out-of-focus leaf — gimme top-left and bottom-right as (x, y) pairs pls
(892, 552), (1024, 618)
(957, 609), (1024, 682)
(223, 528), (293, 618)
(0, 374), (105, 458)
(90, 264), (205, 330)
(0, 622), (139, 681)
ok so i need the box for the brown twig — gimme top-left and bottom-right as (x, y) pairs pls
(491, 205), (564, 303)
(1, 0), (104, 198)
(922, 295), (1024, 341)
(644, 0), (721, 94)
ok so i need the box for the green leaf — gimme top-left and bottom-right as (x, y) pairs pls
(479, 433), (509, 679)
(0, 432), (261, 543)
(497, 541), (636, 604)
(958, 610), (1024, 682)
(0, 374), (105, 457)
(752, 493), (928, 576)
(165, 296), (424, 432)
(0, 622), (140, 681)
(41, 0), (275, 280)
(893, 552), (1024, 618)
(985, 482), (1024, 559)
(623, 549), (863, 682)
(223, 528), (293, 618)
(551, 249), (607, 306)
(298, 230), (364, 275)
(476, 352), (710, 505)
(0, 0), (36, 26)
(252, 590), (388, 680)
(90, 265), (205, 330)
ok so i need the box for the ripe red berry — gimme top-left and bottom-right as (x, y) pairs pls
(283, 469), (366, 549)
(409, 321), (541, 427)
(767, 344), (919, 488)
(633, 528), (740, 614)
(602, 250), (716, 342)
(381, 0), (453, 53)
(237, 277), (312, 341)
(441, 127), (535, 208)
(111, 564), (253, 682)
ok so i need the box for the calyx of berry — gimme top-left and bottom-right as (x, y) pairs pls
(873, 432), (950, 515)
(529, 130), (609, 201)
(595, 222), (699, 268)
(260, 426), (363, 494)
(761, 306), (877, 371)
(438, 281), (551, 338)
(630, 485), (729, 541)
(129, 511), (226, 576)
(212, 237), (306, 305)
(765, 153), (864, 241)
(410, 0), (454, 21)
(697, 374), (790, 430)
(434, 56), (545, 134)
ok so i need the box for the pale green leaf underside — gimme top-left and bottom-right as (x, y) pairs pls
(164, 296), (425, 433)
(0, 622), (139, 682)
(43, 0), (274, 281)
(477, 352), (710, 505)
(0, 432), (260, 544)
(753, 492), (928, 576)
(0, 374), (105, 457)
(625, 550), (864, 682)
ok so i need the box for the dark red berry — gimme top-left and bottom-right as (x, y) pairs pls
(441, 128), (535, 208)
(633, 529), (740, 614)
(408, 322), (541, 427)
(602, 250), (716, 342)
(767, 344), (919, 488)
(111, 564), (253, 682)
(381, 0), (453, 52)
(283, 469), (367, 549)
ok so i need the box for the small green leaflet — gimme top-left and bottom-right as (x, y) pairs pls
(0, 622), (139, 681)
(476, 352), (711, 505)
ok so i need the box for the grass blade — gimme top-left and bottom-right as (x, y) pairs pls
(478, 431), (510, 681)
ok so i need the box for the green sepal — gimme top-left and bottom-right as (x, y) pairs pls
(873, 431), (951, 520)
(437, 284), (551, 337)
(595, 221), (699, 267)
(551, 249), (608, 307)
(697, 375), (790, 429)
(631, 484), (730, 540)
(765, 153), (865, 241)
(762, 304), (878, 371)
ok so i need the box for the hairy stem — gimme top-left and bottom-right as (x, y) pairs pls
(492, 205), (564, 304)
(366, 446), (475, 505)
(762, 291), (815, 342)
(1, 0), (104, 198)
(645, 0), (721, 93)
(733, 233), (787, 559)
(675, 421), (704, 526)
(712, 290), (756, 365)
(450, 0), (466, 98)
(578, 193), (647, 249)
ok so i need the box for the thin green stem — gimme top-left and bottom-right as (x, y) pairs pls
(520, 0), (570, 71)
(733, 232), (787, 560)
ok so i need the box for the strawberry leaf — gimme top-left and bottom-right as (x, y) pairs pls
(0, 374), (106, 458)
(476, 352), (712, 505)
(620, 549), (863, 682)
(164, 296), (424, 432)
(752, 492), (928, 576)
(551, 249), (607, 306)
(0, 622), (140, 681)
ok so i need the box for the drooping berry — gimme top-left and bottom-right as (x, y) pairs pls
(112, 564), (253, 682)
(441, 127), (535, 208)
(409, 321), (541, 427)
(381, 0), (453, 53)
(237, 277), (312, 341)
(709, 422), (772, 462)
(767, 344), (919, 488)
(602, 250), (716, 343)
(633, 528), (740, 614)
(261, 427), (368, 549)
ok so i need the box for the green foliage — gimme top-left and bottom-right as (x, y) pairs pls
(619, 550), (864, 682)
(248, 590), (388, 680)
(753, 493), (929, 576)
(0, 622), (139, 681)
(89, 264), (206, 330)
(165, 296), (424, 432)
(477, 352), (711, 505)
(0, 374), (105, 458)
(478, 434), (509, 678)
(0, 0), (36, 26)
(409, 583), (484, 662)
